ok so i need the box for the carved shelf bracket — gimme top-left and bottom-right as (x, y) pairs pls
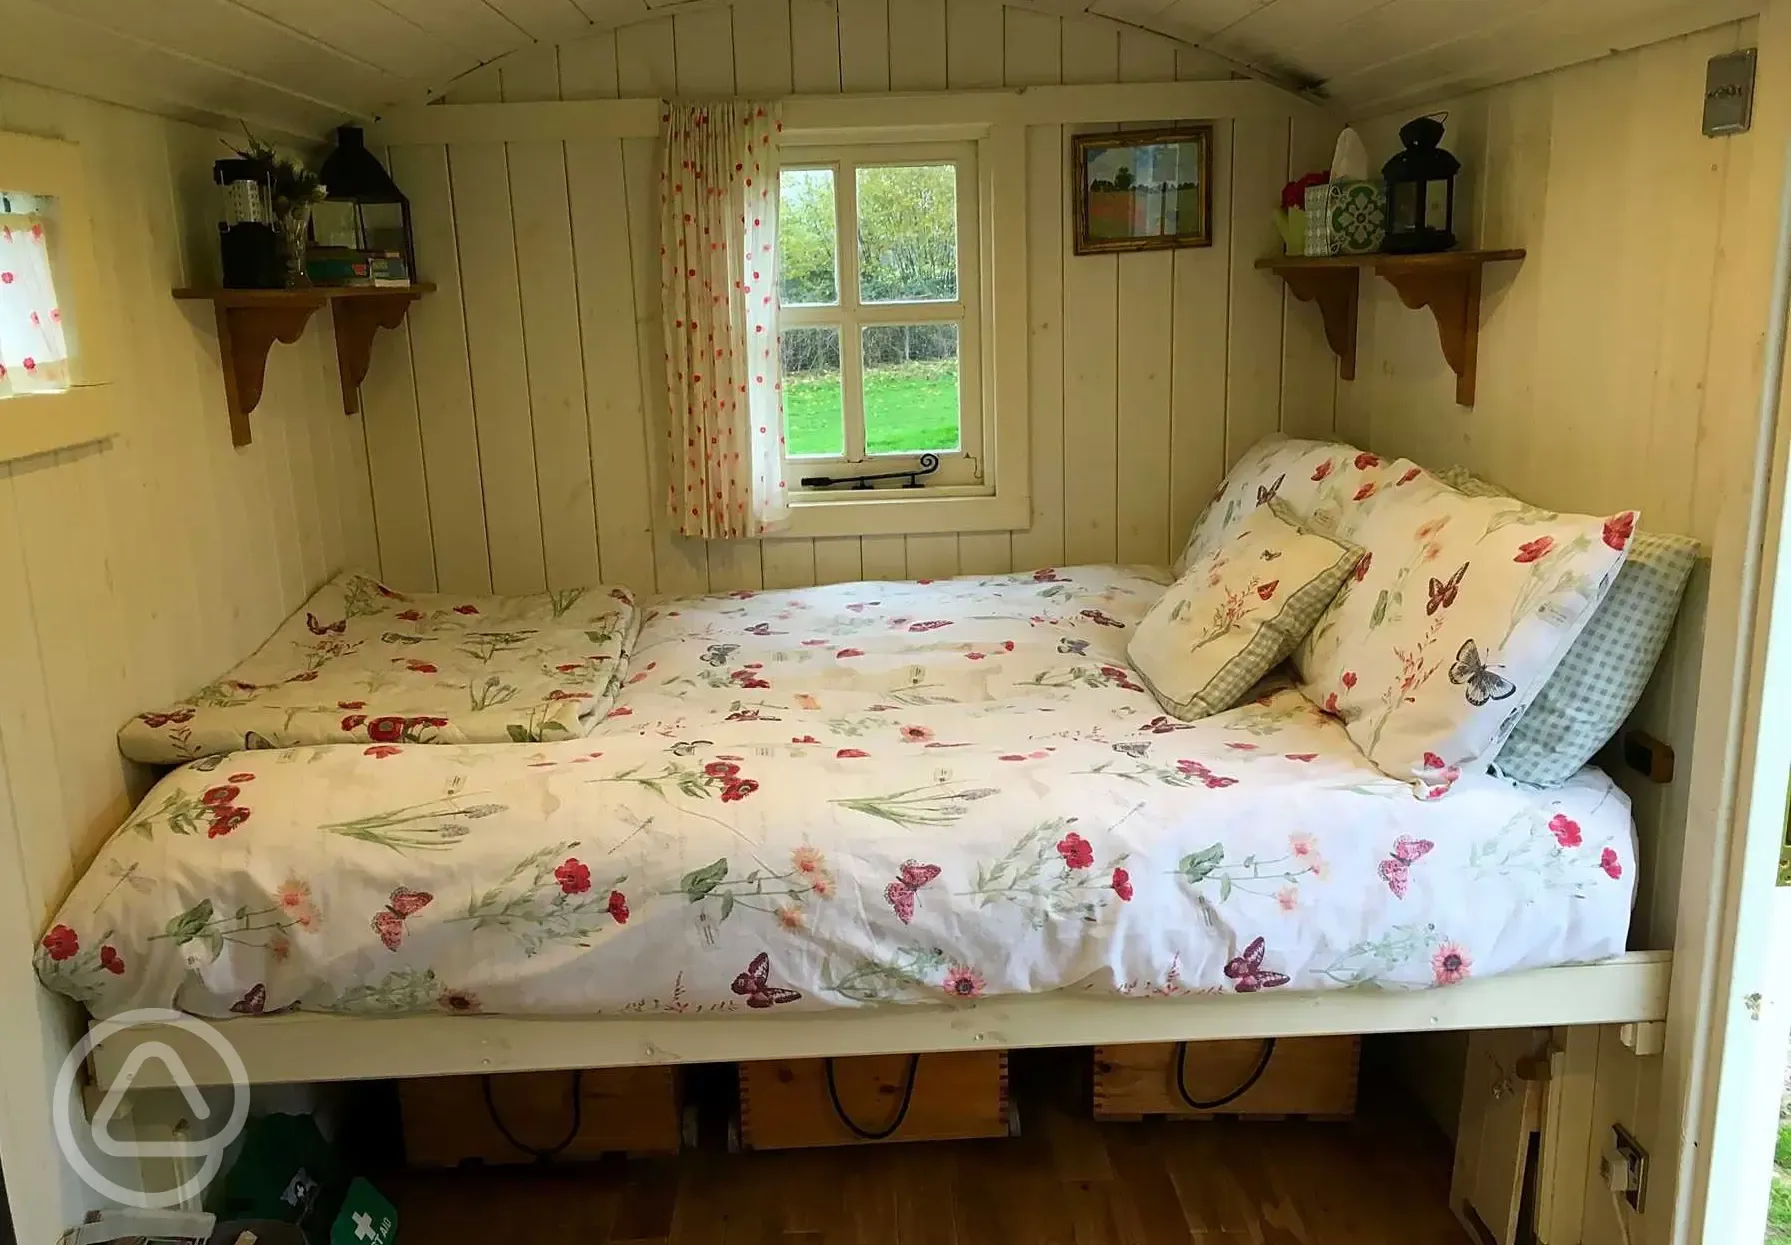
(1276, 265), (1360, 381)
(175, 284), (435, 446)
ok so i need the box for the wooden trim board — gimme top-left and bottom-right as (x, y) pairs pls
(369, 80), (1331, 146)
(88, 952), (1670, 1092)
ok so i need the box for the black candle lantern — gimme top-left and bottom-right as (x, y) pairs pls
(1381, 115), (1460, 254)
(314, 126), (416, 282)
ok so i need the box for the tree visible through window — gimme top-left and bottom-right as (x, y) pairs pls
(776, 146), (979, 481)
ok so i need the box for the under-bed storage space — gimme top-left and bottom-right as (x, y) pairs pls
(1093, 1036), (1361, 1121)
(398, 1066), (683, 1166)
(736, 1051), (1011, 1150)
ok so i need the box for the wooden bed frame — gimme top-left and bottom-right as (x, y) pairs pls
(88, 951), (1670, 1092)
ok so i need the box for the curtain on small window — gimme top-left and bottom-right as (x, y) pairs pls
(0, 200), (68, 397)
(660, 101), (788, 539)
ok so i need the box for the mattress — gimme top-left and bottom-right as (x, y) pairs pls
(117, 571), (641, 763)
(39, 566), (1636, 1021)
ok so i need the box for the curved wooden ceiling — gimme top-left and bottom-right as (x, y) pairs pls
(0, 0), (1754, 138)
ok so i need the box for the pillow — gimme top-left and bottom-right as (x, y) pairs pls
(1132, 502), (1361, 721)
(119, 570), (641, 763)
(1437, 466), (1699, 786)
(1174, 436), (1403, 574)
(1294, 465), (1635, 798)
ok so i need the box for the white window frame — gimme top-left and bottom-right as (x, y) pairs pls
(770, 123), (1029, 540)
(780, 140), (984, 489)
(0, 129), (115, 464)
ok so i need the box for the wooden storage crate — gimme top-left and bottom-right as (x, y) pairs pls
(737, 1050), (1010, 1150)
(1093, 1036), (1360, 1120)
(400, 1065), (682, 1166)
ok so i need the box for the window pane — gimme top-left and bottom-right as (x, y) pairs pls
(856, 164), (958, 304)
(0, 191), (70, 398)
(861, 324), (959, 455)
(778, 169), (838, 306)
(781, 326), (843, 458)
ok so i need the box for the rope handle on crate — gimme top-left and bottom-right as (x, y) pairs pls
(481, 1069), (584, 1162)
(1172, 1037), (1278, 1111)
(824, 1053), (921, 1141)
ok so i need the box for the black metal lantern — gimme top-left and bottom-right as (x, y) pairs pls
(314, 126), (416, 283)
(1381, 115), (1460, 255)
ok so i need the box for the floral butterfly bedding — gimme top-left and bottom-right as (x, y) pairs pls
(41, 566), (1634, 1022)
(117, 571), (641, 763)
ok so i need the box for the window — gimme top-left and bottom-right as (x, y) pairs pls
(0, 191), (69, 397)
(778, 142), (983, 490)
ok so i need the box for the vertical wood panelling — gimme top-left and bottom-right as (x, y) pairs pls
(389, 0), (1310, 595)
(1278, 110), (1342, 440)
(0, 79), (380, 1242)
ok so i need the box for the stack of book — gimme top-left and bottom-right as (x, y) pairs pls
(304, 247), (412, 288)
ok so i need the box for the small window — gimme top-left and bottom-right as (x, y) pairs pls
(0, 191), (69, 398)
(777, 142), (982, 489)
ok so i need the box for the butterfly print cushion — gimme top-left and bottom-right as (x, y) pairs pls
(1173, 436), (1398, 575)
(118, 570), (643, 763)
(1293, 465), (1634, 797)
(1131, 502), (1361, 722)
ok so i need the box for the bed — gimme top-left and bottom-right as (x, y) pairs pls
(38, 565), (1638, 1024)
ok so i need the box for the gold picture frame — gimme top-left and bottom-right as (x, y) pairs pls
(1071, 125), (1215, 255)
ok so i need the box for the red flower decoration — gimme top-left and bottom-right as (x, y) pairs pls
(453, 604), (480, 615)
(201, 784), (240, 807)
(1056, 832), (1094, 870)
(41, 924), (78, 962)
(1603, 512), (1636, 552)
(1256, 580), (1279, 601)
(341, 714), (367, 731)
(1354, 552), (1373, 582)
(367, 716), (406, 743)
(555, 858), (592, 895)
(1354, 452), (1381, 470)
(720, 778), (759, 802)
(836, 648), (864, 658)
(556, 663), (583, 673)
(406, 661), (438, 674)
(1398, 467), (1421, 485)
(1600, 847), (1623, 879)
(1322, 692), (1340, 714)
(1111, 867), (1134, 901)
(792, 735), (819, 744)
(1514, 536), (1555, 564)
(228, 773), (255, 783)
(837, 748), (869, 758)
(338, 701), (365, 710)
(705, 760), (741, 778)
(1353, 482), (1377, 502)
(208, 806), (251, 838)
(396, 609), (423, 621)
(99, 945), (125, 975)
(364, 745), (402, 759)
(607, 891), (630, 924)
(1549, 814), (1582, 848)
(1341, 671), (1358, 689)
(1311, 459), (1334, 482)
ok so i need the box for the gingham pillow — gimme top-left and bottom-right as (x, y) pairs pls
(1438, 467), (1698, 786)
(1133, 501), (1361, 721)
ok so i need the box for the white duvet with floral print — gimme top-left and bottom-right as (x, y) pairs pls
(117, 572), (641, 763)
(42, 567), (1635, 1021)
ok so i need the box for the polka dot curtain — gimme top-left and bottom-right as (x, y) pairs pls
(0, 199), (68, 397)
(660, 101), (789, 540)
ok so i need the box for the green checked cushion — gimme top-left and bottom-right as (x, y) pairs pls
(1438, 467), (1698, 787)
(1131, 501), (1361, 722)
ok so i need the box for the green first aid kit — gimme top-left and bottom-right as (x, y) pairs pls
(329, 1179), (397, 1245)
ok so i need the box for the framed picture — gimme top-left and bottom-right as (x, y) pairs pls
(1071, 125), (1215, 255)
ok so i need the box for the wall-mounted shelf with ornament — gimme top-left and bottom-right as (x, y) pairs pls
(173, 284), (434, 446)
(1257, 250), (1524, 406)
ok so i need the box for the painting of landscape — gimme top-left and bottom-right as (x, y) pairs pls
(1072, 126), (1213, 254)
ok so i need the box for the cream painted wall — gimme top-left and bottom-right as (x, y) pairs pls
(0, 79), (377, 1240)
(1337, 19), (1772, 1245)
(357, 0), (1343, 600)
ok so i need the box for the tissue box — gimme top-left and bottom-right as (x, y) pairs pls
(1304, 180), (1387, 256)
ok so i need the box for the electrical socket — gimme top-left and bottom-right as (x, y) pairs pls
(1605, 1124), (1649, 1213)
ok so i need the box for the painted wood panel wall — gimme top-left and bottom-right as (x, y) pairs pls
(1338, 24), (1769, 1245)
(359, 0), (1342, 599)
(0, 78), (378, 1243)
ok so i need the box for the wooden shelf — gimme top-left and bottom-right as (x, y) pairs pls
(174, 284), (435, 446)
(1257, 250), (1524, 406)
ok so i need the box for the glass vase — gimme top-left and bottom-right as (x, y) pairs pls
(278, 204), (313, 288)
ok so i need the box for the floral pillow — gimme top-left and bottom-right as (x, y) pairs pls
(1173, 436), (1400, 574)
(1293, 467), (1635, 798)
(1133, 502), (1361, 721)
(118, 571), (642, 764)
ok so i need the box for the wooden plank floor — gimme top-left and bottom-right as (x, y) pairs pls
(379, 1087), (1468, 1244)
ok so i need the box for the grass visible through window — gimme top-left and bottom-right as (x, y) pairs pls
(785, 360), (961, 458)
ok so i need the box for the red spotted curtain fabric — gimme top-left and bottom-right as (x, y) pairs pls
(0, 197), (68, 396)
(660, 102), (788, 539)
